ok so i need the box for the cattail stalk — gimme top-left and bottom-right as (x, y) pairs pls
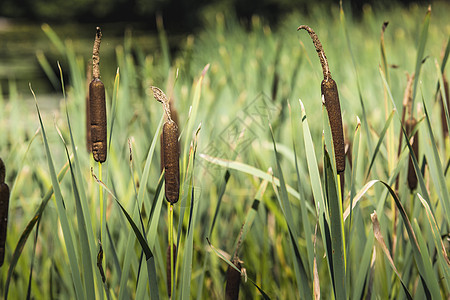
(298, 25), (346, 200)
(0, 158), (10, 267)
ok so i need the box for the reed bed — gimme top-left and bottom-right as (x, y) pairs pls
(0, 2), (449, 299)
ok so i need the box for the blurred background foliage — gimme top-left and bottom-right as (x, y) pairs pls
(1, 0), (430, 30)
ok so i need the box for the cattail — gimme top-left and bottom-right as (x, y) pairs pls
(405, 118), (418, 191)
(89, 27), (107, 163)
(152, 86), (180, 204)
(225, 257), (241, 300)
(166, 243), (177, 298)
(298, 25), (346, 174)
(0, 158), (10, 267)
(162, 120), (180, 203)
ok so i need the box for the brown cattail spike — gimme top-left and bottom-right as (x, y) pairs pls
(90, 78), (107, 163)
(166, 243), (177, 298)
(162, 120), (180, 203)
(153, 87), (180, 204)
(298, 25), (346, 174)
(0, 158), (9, 267)
(405, 118), (418, 191)
(89, 27), (107, 163)
(225, 257), (241, 300)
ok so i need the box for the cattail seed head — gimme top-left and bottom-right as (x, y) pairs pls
(405, 118), (418, 191)
(89, 78), (107, 163)
(163, 120), (180, 204)
(225, 258), (241, 300)
(166, 243), (177, 298)
(322, 79), (346, 173)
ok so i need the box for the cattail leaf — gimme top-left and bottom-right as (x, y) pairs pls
(364, 109), (395, 180)
(324, 151), (346, 300)
(299, 100), (327, 220)
(41, 24), (65, 55)
(31, 87), (85, 300)
(411, 6), (431, 111)
(378, 66), (433, 208)
(35, 50), (59, 90)
(199, 153), (307, 204)
(178, 124), (202, 300)
(61, 140), (96, 300)
(59, 63), (106, 299)
(347, 118), (361, 227)
(377, 179), (439, 298)
(108, 68), (120, 154)
(339, 4), (374, 154)
(182, 64), (209, 172)
(420, 96), (450, 225)
(370, 211), (413, 299)
(4, 158), (70, 299)
(269, 124), (312, 299)
(92, 171), (159, 300)
(417, 193), (450, 292)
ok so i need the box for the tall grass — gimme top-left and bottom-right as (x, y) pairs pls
(0, 2), (449, 299)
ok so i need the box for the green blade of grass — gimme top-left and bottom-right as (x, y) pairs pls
(41, 24), (65, 55)
(182, 64), (209, 173)
(4, 156), (70, 299)
(411, 6), (431, 112)
(421, 94), (450, 224)
(365, 109), (395, 181)
(32, 87), (84, 299)
(289, 101), (314, 276)
(417, 193), (450, 293)
(340, 3), (373, 154)
(299, 100), (327, 219)
(35, 50), (59, 90)
(62, 144), (95, 300)
(25, 215), (41, 300)
(379, 66), (433, 208)
(370, 211), (413, 299)
(199, 154), (310, 208)
(377, 180), (440, 298)
(299, 99), (336, 289)
(92, 172), (159, 300)
(116, 116), (163, 300)
(59, 62), (105, 299)
(324, 151), (346, 300)
(269, 124), (312, 299)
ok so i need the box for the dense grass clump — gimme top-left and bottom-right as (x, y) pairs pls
(0, 3), (449, 299)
